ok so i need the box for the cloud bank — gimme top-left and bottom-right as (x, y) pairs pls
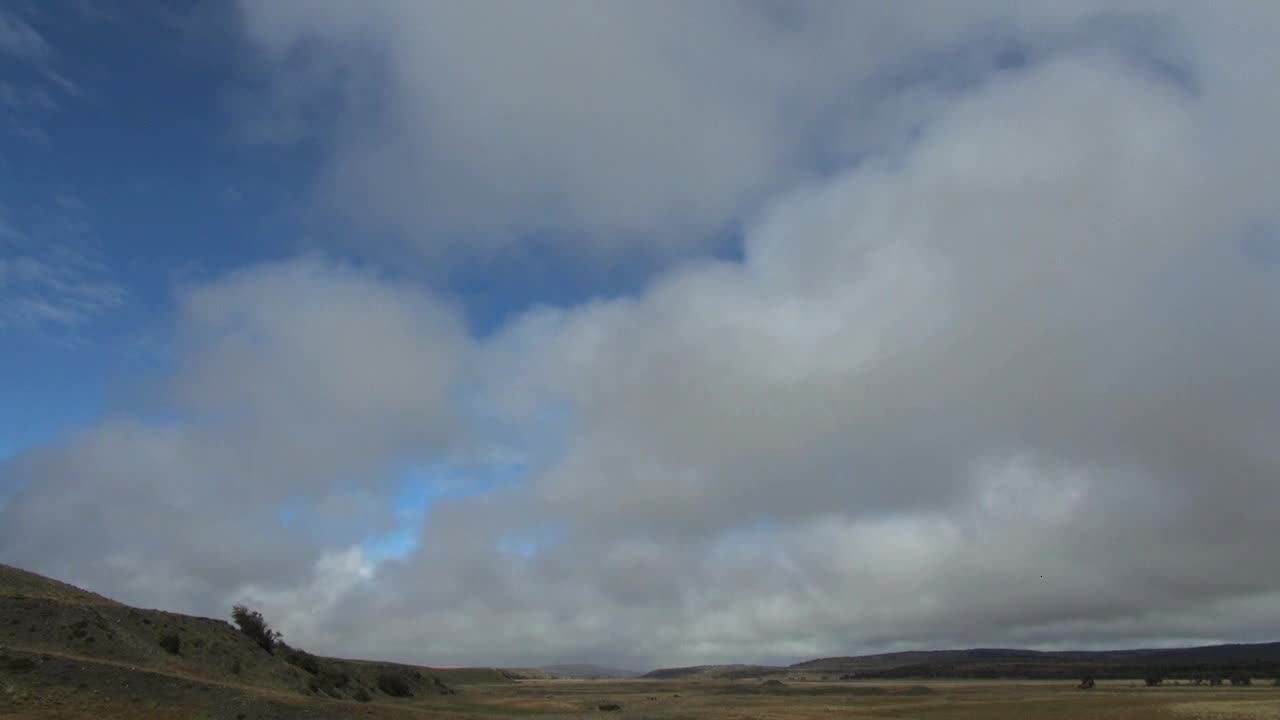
(5, 2), (1280, 669)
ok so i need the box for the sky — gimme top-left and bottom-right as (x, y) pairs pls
(3, 0), (1280, 671)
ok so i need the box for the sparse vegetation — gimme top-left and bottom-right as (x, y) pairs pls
(378, 671), (413, 697)
(158, 633), (182, 655)
(231, 604), (281, 654)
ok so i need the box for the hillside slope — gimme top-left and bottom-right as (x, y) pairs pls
(0, 562), (509, 718)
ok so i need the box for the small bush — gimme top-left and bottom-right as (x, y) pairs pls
(7, 657), (36, 673)
(353, 687), (373, 702)
(319, 668), (350, 689)
(378, 672), (413, 697)
(1144, 675), (1163, 687)
(598, 703), (623, 711)
(1078, 675), (1095, 690)
(231, 604), (281, 654)
(279, 644), (321, 675)
(159, 634), (182, 655)
(1230, 671), (1252, 686)
(228, 658), (242, 675)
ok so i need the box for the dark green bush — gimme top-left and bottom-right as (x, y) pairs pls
(158, 634), (182, 655)
(231, 605), (280, 654)
(7, 657), (35, 673)
(353, 687), (373, 703)
(319, 667), (350, 689)
(378, 672), (412, 697)
(279, 644), (321, 675)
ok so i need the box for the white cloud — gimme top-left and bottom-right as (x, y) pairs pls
(0, 256), (470, 613)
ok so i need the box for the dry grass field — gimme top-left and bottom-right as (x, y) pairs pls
(7, 658), (1280, 720)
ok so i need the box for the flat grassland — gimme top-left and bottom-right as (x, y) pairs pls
(457, 678), (1280, 720)
(9, 657), (1280, 720)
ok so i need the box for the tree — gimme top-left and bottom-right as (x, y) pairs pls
(231, 604), (281, 654)
(1144, 674), (1163, 687)
(1230, 670), (1251, 686)
(1078, 675), (1096, 690)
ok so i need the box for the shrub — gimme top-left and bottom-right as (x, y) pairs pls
(378, 672), (412, 697)
(1230, 671), (1252, 686)
(598, 703), (623, 711)
(6, 657), (35, 673)
(1078, 675), (1095, 690)
(1272, 677), (1279, 687)
(319, 668), (350, 689)
(1144, 675), (1163, 687)
(228, 658), (242, 675)
(158, 634), (182, 655)
(279, 644), (321, 675)
(231, 605), (281, 654)
(353, 688), (373, 702)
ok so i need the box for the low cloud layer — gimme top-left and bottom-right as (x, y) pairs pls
(4, 2), (1280, 670)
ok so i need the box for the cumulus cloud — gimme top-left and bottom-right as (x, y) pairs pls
(5, 2), (1280, 670)
(233, 1), (1098, 253)
(0, 257), (468, 612)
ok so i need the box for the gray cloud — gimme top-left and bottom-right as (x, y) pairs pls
(5, 2), (1280, 671)
(235, 1), (1133, 254)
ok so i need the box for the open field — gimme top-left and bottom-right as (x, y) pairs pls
(6, 656), (1280, 720)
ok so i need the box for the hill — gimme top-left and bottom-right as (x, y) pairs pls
(0, 562), (510, 719)
(643, 643), (1280, 680)
(538, 663), (641, 679)
(643, 663), (788, 680)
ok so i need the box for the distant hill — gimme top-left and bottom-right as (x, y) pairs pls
(538, 664), (641, 679)
(0, 562), (511, 718)
(643, 663), (787, 680)
(644, 643), (1280, 680)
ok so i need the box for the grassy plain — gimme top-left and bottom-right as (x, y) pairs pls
(7, 657), (1280, 720)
